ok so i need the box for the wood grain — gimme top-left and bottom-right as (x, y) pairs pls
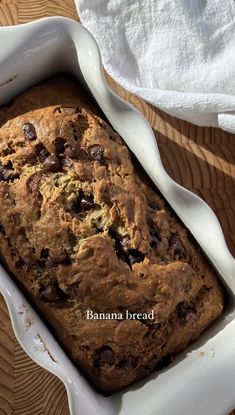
(0, 295), (70, 415)
(0, 297), (14, 415)
(0, 1), (234, 414)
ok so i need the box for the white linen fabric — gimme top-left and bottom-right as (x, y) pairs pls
(75, 0), (235, 132)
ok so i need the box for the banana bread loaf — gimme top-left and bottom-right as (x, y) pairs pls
(0, 75), (224, 393)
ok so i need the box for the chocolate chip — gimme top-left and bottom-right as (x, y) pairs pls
(0, 163), (19, 182)
(35, 143), (50, 162)
(148, 200), (160, 210)
(23, 123), (37, 141)
(169, 233), (178, 245)
(154, 354), (174, 371)
(0, 223), (5, 235)
(26, 172), (43, 194)
(48, 248), (70, 265)
(168, 234), (186, 259)
(176, 302), (189, 319)
(119, 235), (131, 252)
(71, 191), (95, 213)
(150, 228), (161, 248)
(80, 194), (94, 210)
(88, 144), (104, 164)
(67, 229), (77, 248)
(64, 145), (80, 159)
(108, 228), (129, 264)
(0, 166), (10, 181)
(64, 144), (89, 161)
(71, 122), (79, 142)
(144, 321), (160, 330)
(71, 199), (80, 214)
(99, 347), (115, 364)
(174, 242), (186, 260)
(40, 247), (50, 259)
(2, 146), (14, 156)
(62, 157), (73, 168)
(5, 160), (13, 169)
(54, 137), (67, 154)
(118, 250), (129, 264)
(43, 155), (61, 172)
(39, 247), (49, 266)
(17, 226), (26, 238)
(39, 283), (68, 302)
(128, 249), (144, 265)
(35, 143), (50, 163)
(15, 258), (23, 269)
(144, 322), (161, 338)
(108, 229), (144, 267)
(176, 302), (196, 323)
(95, 226), (103, 234)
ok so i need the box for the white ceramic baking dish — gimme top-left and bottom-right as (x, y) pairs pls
(0, 17), (235, 415)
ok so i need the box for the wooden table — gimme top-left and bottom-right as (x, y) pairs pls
(0, 1), (234, 414)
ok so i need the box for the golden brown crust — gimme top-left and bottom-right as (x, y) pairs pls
(0, 75), (224, 393)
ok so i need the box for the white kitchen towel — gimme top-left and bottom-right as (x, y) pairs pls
(75, 0), (235, 133)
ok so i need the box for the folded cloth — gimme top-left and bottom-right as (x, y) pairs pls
(75, 0), (235, 133)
